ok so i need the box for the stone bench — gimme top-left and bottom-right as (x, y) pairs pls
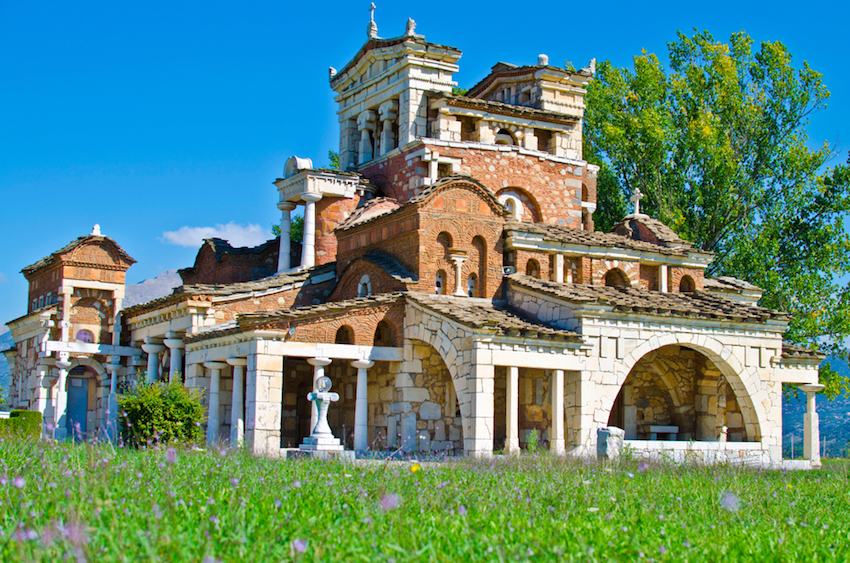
(649, 425), (679, 441)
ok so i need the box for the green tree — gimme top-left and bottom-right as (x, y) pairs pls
(271, 214), (303, 243)
(585, 29), (850, 398)
(328, 149), (340, 171)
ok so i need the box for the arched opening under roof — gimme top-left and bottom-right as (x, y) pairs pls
(494, 129), (517, 146)
(526, 259), (541, 279)
(680, 275), (696, 293)
(604, 268), (629, 288)
(374, 320), (394, 346)
(335, 325), (355, 345)
(435, 270), (446, 295)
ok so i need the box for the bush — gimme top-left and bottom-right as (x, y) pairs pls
(117, 381), (205, 447)
(0, 410), (43, 440)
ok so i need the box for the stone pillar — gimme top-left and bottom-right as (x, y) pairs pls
(466, 357), (495, 457)
(553, 254), (565, 283)
(800, 384), (825, 466)
(351, 360), (374, 451)
(449, 252), (468, 297)
(660, 265), (668, 293)
(695, 360), (720, 441)
(163, 332), (184, 383)
(54, 358), (72, 440)
(106, 361), (121, 441)
(35, 363), (51, 436)
(276, 202), (297, 273)
(141, 338), (165, 383)
(550, 369), (565, 455)
(306, 357), (332, 433)
(378, 100), (399, 156)
(505, 366), (519, 454)
(300, 193), (322, 270)
(204, 361), (227, 444)
(245, 349), (283, 456)
(227, 357), (248, 446)
(357, 110), (377, 163)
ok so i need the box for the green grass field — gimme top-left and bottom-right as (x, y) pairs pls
(1, 439), (848, 562)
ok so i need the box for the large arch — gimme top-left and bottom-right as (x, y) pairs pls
(603, 333), (765, 442)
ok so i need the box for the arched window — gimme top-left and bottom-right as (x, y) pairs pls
(526, 259), (540, 279)
(437, 232), (453, 256)
(467, 274), (478, 297)
(335, 325), (354, 345)
(374, 321), (393, 346)
(495, 128), (516, 145)
(604, 269), (629, 288)
(680, 275), (695, 293)
(357, 274), (371, 297)
(75, 330), (94, 343)
(435, 270), (446, 294)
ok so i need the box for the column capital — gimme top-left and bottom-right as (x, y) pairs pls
(163, 338), (184, 350)
(307, 357), (332, 367)
(277, 201), (297, 211)
(798, 384), (825, 394)
(204, 361), (228, 370)
(226, 357), (248, 367)
(351, 360), (375, 370)
(301, 192), (322, 203)
(141, 343), (166, 354)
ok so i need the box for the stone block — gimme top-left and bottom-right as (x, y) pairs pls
(597, 426), (625, 460)
(401, 413), (417, 452)
(391, 401), (412, 414)
(402, 387), (430, 402)
(433, 424), (447, 441)
(419, 401), (442, 420)
(449, 425), (461, 441)
(417, 430), (431, 452)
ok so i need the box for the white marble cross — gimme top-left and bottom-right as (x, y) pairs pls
(630, 187), (644, 216)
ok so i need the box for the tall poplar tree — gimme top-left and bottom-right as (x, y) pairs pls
(584, 30), (850, 397)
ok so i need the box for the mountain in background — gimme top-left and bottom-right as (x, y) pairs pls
(122, 269), (182, 307)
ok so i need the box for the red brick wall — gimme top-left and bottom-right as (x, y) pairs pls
(26, 266), (62, 311)
(590, 259), (640, 287)
(328, 258), (408, 302)
(336, 207), (421, 277)
(315, 196), (361, 266)
(668, 267), (705, 293)
(639, 264), (659, 291)
(514, 249), (551, 280)
(357, 143), (597, 230)
(285, 304), (405, 347)
(180, 242), (282, 286)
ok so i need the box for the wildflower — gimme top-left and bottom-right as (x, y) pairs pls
(638, 462), (649, 473)
(12, 477), (25, 489)
(410, 463), (422, 473)
(292, 480), (302, 488)
(720, 491), (740, 513)
(458, 505), (467, 516)
(659, 546), (667, 554)
(165, 448), (177, 464)
(379, 493), (401, 512)
(587, 507), (599, 513)
(274, 499), (282, 509)
(230, 477), (239, 487)
(293, 539), (308, 553)
(627, 472), (635, 478)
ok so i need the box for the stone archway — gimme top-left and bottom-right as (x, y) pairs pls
(603, 334), (766, 443)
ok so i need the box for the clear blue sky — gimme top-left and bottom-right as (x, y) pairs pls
(2, 0), (848, 327)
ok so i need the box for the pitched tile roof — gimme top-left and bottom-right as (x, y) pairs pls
(781, 343), (825, 361)
(407, 293), (581, 341)
(508, 274), (787, 322)
(22, 235), (136, 276)
(122, 263), (336, 316)
(504, 221), (711, 258)
(704, 276), (763, 293)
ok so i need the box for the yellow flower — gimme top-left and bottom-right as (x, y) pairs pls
(410, 463), (422, 473)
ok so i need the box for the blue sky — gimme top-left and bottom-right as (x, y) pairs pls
(1, 0), (849, 328)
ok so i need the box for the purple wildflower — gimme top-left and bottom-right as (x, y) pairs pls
(165, 448), (177, 464)
(12, 477), (25, 489)
(720, 491), (740, 513)
(458, 504), (467, 516)
(293, 539), (308, 553)
(379, 493), (401, 512)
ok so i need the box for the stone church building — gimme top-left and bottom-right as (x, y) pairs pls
(3, 17), (825, 468)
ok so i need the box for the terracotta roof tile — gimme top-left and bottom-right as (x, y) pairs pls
(22, 235), (136, 276)
(781, 343), (825, 361)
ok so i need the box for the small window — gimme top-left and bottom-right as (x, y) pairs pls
(604, 269), (629, 288)
(76, 330), (94, 343)
(374, 321), (393, 346)
(37, 295), (44, 309)
(467, 274), (478, 297)
(438, 163), (452, 178)
(494, 129), (516, 146)
(31, 299), (37, 312)
(357, 274), (371, 297)
(680, 275), (696, 293)
(46, 292), (53, 305)
(435, 270), (446, 295)
(526, 259), (540, 279)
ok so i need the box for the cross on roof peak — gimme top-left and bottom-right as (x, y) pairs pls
(630, 187), (645, 216)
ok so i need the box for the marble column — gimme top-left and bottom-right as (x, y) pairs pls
(306, 357), (332, 433)
(163, 332), (184, 383)
(106, 360), (121, 441)
(141, 338), (165, 383)
(204, 361), (227, 444)
(277, 201), (297, 273)
(357, 109), (377, 163)
(54, 358), (72, 440)
(450, 253), (467, 297)
(351, 360), (374, 451)
(300, 193), (322, 270)
(660, 265), (668, 293)
(505, 366), (520, 454)
(227, 357), (248, 446)
(550, 369), (565, 455)
(800, 384), (825, 466)
(378, 100), (398, 156)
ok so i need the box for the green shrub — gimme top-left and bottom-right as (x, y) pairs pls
(526, 429), (539, 453)
(118, 380), (205, 447)
(0, 410), (42, 440)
